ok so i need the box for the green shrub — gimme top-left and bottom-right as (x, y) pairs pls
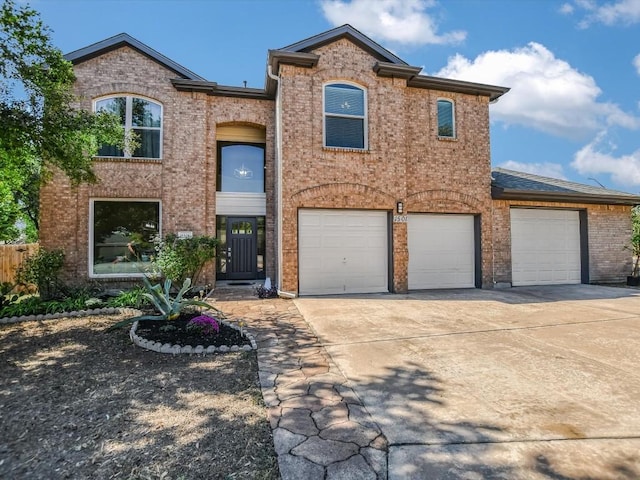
(0, 282), (162, 318)
(0, 282), (14, 296)
(15, 248), (65, 301)
(154, 234), (218, 285)
(0, 296), (44, 317)
(106, 285), (150, 309)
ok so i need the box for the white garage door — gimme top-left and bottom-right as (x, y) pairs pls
(510, 208), (581, 286)
(298, 209), (388, 295)
(408, 214), (476, 289)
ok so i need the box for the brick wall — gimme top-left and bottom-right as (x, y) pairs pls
(492, 199), (633, 285)
(278, 38), (495, 293)
(40, 37), (630, 293)
(40, 46), (275, 285)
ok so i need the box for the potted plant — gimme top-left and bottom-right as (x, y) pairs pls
(626, 207), (640, 286)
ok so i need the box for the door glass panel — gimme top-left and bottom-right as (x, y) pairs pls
(216, 216), (227, 274)
(231, 221), (253, 235)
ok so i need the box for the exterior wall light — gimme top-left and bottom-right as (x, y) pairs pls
(396, 201), (404, 214)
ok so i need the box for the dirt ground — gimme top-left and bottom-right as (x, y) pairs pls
(0, 314), (278, 480)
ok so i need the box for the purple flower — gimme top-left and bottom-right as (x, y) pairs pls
(186, 315), (220, 336)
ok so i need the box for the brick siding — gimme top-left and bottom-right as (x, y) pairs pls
(40, 46), (275, 285)
(39, 37), (633, 293)
(278, 39), (494, 293)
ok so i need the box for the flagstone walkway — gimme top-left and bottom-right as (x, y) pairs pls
(213, 288), (387, 480)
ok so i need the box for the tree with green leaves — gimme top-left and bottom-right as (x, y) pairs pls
(0, 0), (124, 242)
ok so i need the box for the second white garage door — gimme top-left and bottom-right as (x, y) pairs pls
(510, 208), (581, 286)
(408, 214), (476, 289)
(298, 209), (388, 295)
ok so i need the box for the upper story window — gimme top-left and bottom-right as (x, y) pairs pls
(95, 96), (162, 158)
(437, 99), (455, 138)
(324, 83), (367, 149)
(217, 142), (265, 193)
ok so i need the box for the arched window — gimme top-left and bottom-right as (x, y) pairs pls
(437, 98), (455, 138)
(95, 96), (162, 158)
(324, 83), (367, 149)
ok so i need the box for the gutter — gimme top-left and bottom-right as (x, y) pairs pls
(171, 79), (273, 100)
(491, 187), (640, 206)
(266, 65), (290, 298)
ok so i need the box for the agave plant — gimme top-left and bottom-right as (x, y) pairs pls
(106, 277), (221, 331)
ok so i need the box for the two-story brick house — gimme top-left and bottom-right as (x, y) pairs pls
(39, 25), (639, 295)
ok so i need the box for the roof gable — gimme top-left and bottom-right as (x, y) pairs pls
(492, 167), (640, 205)
(64, 33), (204, 80)
(279, 24), (408, 65)
(267, 24), (508, 101)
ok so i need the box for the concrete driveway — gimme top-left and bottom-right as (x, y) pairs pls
(294, 285), (640, 479)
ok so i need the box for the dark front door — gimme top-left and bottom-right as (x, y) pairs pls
(226, 217), (257, 280)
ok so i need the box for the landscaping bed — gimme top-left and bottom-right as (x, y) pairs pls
(0, 314), (278, 480)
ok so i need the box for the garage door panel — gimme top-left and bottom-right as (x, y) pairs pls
(299, 209), (388, 295)
(408, 214), (475, 290)
(511, 209), (581, 286)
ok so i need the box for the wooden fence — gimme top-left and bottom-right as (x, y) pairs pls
(0, 243), (39, 285)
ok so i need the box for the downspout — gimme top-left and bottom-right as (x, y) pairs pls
(267, 65), (291, 297)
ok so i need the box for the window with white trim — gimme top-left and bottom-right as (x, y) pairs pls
(437, 99), (455, 138)
(324, 83), (367, 149)
(90, 200), (160, 277)
(95, 96), (162, 158)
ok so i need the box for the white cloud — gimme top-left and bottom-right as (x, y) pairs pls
(320, 0), (466, 45)
(565, 0), (640, 27)
(571, 133), (640, 187)
(559, 3), (575, 14)
(500, 161), (567, 179)
(634, 53), (640, 75)
(435, 42), (640, 138)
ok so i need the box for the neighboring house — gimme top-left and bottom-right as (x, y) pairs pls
(39, 25), (640, 295)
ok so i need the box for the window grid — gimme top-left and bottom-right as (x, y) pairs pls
(323, 82), (367, 150)
(95, 95), (163, 159)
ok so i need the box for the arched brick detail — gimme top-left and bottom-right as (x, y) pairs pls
(407, 189), (484, 213)
(290, 182), (395, 209)
(314, 69), (374, 90)
(82, 84), (166, 105)
(216, 120), (266, 129)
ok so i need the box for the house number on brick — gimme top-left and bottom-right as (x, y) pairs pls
(393, 215), (408, 223)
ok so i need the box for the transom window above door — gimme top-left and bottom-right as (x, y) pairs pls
(324, 83), (367, 149)
(217, 142), (265, 193)
(94, 95), (162, 158)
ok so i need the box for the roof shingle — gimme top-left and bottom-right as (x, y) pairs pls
(491, 168), (640, 205)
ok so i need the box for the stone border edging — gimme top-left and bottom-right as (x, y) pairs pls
(129, 319), (258, 355)
(0, 306), (121, 325)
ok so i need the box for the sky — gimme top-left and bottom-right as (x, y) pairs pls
(29, 0), (640, 193)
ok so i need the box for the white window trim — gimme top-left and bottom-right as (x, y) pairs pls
(437, 98), (456, 139)
(88, 198), (162, 278)
(323, 81), (368, 150)
(93, 94), (164, 159)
